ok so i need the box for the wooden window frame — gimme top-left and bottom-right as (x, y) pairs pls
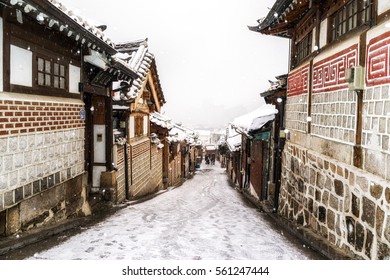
(295, 31), (313, 65)
(36, 54), (68, 90)
(328, 0), (373, 42)
(292, 10), (316, 67)
(6, 16), (81, 98)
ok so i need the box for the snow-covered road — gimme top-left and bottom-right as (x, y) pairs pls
(28, 164), (323, 260)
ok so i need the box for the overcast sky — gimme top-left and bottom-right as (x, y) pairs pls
(60, 0), (289, 129)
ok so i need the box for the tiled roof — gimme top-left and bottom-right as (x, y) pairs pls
(150, 112), (173, 129)
(248, 0), (310, 38)
(114, 40), (157, 101)
(7, 0), (117, 53)
(46, 0), (115, 48)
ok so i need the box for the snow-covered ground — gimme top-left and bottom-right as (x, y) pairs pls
(28, 164), (322, 260)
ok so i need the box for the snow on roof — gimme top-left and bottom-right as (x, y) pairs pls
(150, 112), (199, 145)
(232, 104), (276, 133)
(150, 112), (173, 129)
(168, 123), (199, 144)
(226, 133), (242, 152)
(114, 40), (155, 100)
(46, 0), (115, 48)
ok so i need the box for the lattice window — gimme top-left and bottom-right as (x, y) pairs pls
(295, 32), (313, 65)
(329, 0), (372, 41)
(37, 56), (67, 90)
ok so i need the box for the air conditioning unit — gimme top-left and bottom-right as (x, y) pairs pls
(345, 66), (364, 90)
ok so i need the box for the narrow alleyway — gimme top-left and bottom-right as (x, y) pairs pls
(6, 164), (324, 260)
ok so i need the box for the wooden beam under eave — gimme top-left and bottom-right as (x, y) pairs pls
(147, 72), (161, 113)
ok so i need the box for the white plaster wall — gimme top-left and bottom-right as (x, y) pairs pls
(143, 115), (148, 136)
(312, 27), (317, 51)
(319, 19), (328, 49)
(313, 36), (360, 64)
(378, 0), (390, 15)
(366, 19), (390, 41)
(129, 116), (135, 138)
(93, 124), (106, 163)
(10, 45), (32, 87)
(69, 64), (80, 93)
(92, 166), (106, 189)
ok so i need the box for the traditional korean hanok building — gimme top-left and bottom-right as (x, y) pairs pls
(150, 111), (173, 189)
(230, 104), (276, 203)
(167, 123), (199, 184)
(0, 0), (137, 235)
(225, 124), (242, 188)
(250, 0), (390, 259)
(259, 75), (288, 211)
(105, 39), (166, 202)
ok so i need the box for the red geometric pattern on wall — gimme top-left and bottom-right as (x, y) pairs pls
(366, 31), (390, 87)
(287, 64), (310, 97)
(312, 44), (358, 93)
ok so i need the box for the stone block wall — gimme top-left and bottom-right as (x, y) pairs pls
(362, 85), (390, 180)
(285, 94), (308, 133)
(279, 142), (390, 259)
(311, 90), (357, 144)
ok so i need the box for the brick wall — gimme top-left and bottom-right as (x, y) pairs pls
(0, 93), (88, 234)
(150, 145), (163, 190)
(0, 94), (84, 136)
(0, 94), (85, 211)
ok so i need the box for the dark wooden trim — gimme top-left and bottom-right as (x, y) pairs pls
(320, 23), (370, 54)
(10, 84), (81, 99)
(84, 93), (93, 189)
(3, 8), (11, 92)
(353, 90), (363, 168)
(359, 30), (367, 67)
(28, 0), (117, 55)
(307, 60), (313, 134)
(377, 8), (390, 25)
(93, 162), (106, 167)
(82, 83), (107, 96)
(315, 9), (321, 54)
(4, 9), (83, 98)
(105, 96), (113, 171)
(294, 10), (317, 43)
(9, 16), (80, 63)
(326, 0), (354, 17)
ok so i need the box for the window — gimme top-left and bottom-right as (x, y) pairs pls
(295, 32), (313, 65)
(329, 0), (372, 41)
(37, 56), (67, 90)
(293, 11), (316, 66)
